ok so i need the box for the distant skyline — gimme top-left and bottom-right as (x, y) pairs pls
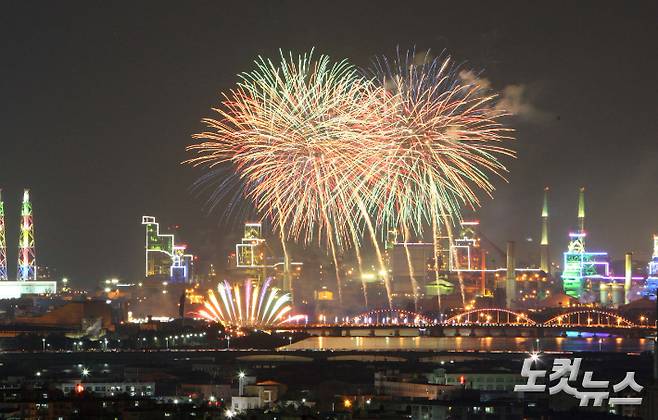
(0, 1), (656, 285)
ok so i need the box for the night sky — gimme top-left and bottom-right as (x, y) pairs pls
(1, 1), (656, 286)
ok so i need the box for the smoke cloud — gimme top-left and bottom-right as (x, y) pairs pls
(459, 70), (549, 123)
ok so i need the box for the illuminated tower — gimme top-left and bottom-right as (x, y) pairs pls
(577, 187), (585, 234)
(0, 190), (7, 281)
(539, 187), (550, 275)
(17, 189), (36, 281)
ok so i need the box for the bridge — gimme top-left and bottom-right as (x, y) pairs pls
(276, 308), (655, 338)
(349, 309), (434, 326)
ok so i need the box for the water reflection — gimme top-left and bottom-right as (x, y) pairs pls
(282, 336), (653, 353)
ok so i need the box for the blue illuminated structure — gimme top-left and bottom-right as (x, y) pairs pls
(644, 235), (658, 297)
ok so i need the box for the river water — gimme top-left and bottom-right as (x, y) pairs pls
(282, 336), (654, 353)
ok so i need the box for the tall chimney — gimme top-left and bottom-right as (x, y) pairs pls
(540, 187), (550, 275)
(578, 187), (586, 234)
(506, 241), (516, 309)
(624, 252), (632, 304)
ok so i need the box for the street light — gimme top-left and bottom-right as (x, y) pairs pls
(42, 338), (46, 352)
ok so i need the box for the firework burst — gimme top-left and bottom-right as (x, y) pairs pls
(365, 49), (514, 234)
(363, 48), (515, 307)
(187, 49), (394, 304)
(187, 48), (515, 311)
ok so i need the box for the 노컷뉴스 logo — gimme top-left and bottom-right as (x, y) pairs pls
(514, 356), (643, 407)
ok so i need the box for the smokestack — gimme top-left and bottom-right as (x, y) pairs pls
(506, 241), (516, 309)
(540, 187), (550, 275)
(578, 187), (585, 234)
(480, 247), (486, 296)
(624, 252), (632, 304)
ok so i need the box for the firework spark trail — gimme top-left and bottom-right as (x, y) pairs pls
(275, 191), (293, 297)
(430, 206), (443, 312)
(198, 279), (293, 327)
(346, 216), (368, 308)
(402, 222), (419, 311)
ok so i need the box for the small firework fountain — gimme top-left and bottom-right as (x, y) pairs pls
(198, 278), (299, 328)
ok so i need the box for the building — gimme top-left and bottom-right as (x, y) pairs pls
(230, 375), (285, 413)
(435, 370), (524, 392)
(374, 371), (456, 400)
(0, 281), (57, 299)
(142, 216), (193, 284)
(177, 382), (231, 402)
(228, 222), (302, 296)
(236, 223), (266, 269)
(644, 235), (658, 296)
(56, 381), (155, 398)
